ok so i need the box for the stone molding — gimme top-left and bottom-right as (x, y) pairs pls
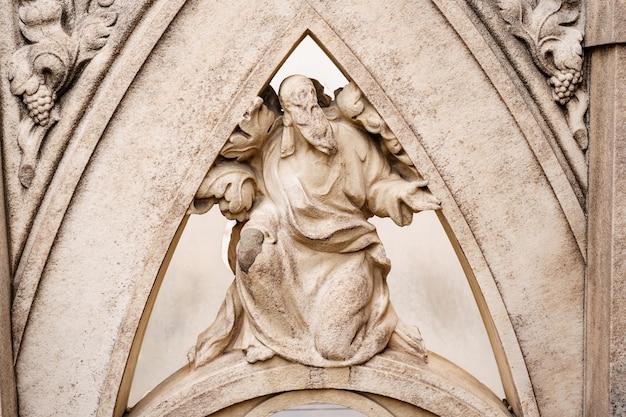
(0, 155), (16, 417)
(585, 0), (626, 47)
(126, 351), (511, 417)
(585, 41), (626, 417)
(584, 3), (626, 415)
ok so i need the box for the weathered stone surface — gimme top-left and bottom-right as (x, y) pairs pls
(586, 0), (626, 46)
(586, 43), (626, 417)
(0, 4), (19, 417)
(0, 1), (595, 417)
(0, 164), (16, 417)
(127, 350), (510, 417)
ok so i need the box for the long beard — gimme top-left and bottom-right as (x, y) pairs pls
(292, 106), (337, 155)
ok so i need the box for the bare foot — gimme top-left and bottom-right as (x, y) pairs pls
(244, 343), (275, 363)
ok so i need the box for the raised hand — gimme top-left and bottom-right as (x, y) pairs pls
(396, 181), (441, 226)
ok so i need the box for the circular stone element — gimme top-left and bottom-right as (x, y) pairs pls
(126, 350), (510, 417)
(246, 390), (389, 417)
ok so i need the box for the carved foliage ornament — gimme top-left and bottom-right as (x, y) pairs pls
(8, 0), (117, 187)
(188, 76), (440, 370)
(497, 0), (588, 148)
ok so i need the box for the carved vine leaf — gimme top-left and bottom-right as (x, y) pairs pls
(8, 0), (117, 187)
(497, 0), (587, 148)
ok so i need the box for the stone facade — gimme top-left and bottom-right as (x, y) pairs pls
(0, 1), (621, 416)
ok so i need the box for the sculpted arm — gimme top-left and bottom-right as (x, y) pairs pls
(190, 162), (257, 222)
(189, 87), (281, 219)
(334, 81), (439, 225)
(362, 139), (440, 226)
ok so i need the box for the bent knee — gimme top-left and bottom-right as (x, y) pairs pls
(314, 319), (364, 361)
(315, 335), (354, 361)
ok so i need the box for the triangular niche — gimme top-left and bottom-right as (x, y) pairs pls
(127, 35), (504, 410)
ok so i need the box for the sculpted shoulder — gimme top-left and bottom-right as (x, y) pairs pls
(329, 115), (376, 162)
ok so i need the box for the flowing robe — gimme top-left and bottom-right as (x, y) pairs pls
(234, 119), (418, 367)
(194, 117), (426, 368)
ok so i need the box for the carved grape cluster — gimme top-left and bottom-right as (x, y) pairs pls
(548, 68), (582, 105)
(22, 82), (56, 127)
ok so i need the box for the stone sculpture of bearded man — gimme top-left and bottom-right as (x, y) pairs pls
(190, 75), (440, 368)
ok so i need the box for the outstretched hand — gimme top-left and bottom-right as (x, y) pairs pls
(397, 181), (441, 226)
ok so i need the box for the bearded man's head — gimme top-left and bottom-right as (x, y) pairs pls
(278, 75), (337, 155)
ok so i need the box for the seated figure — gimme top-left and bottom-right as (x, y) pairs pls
(189, 75), (440, 368)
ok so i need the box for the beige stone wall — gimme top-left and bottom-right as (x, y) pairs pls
(0, 1), (613, 416)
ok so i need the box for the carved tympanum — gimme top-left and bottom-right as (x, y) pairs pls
(188, 76), (439, 369)
(497, 0), (588, 148)
(8, 0), (117, 187)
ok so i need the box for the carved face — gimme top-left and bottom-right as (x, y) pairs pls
(279, 75), (337, 155)
(278, 75), (317, 113)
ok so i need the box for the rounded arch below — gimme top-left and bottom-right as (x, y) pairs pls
(244, 390), (395, 417)
(126, 351), (510, 417)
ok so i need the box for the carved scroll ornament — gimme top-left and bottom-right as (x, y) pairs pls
(8, 0), (117, 187)
(188, 76), (440, 369)
(497, 0), (588, 148)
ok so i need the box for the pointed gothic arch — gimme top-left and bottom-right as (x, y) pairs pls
(9, 2), (585, 417)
